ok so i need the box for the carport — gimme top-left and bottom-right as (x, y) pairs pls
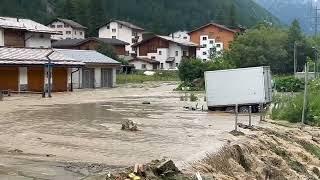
(0, 47), (84, 93)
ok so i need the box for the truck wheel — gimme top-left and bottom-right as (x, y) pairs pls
(239, 106), (249, 113)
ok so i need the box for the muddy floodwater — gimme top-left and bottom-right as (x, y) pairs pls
(0, 82), (260, 179)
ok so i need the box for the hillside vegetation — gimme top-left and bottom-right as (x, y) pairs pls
(0, 0), (280, 36)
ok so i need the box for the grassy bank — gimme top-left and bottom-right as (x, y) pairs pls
(117, 71), (179, 84)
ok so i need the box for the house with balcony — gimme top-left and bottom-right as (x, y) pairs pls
(98, 19), (144, 55)
(131, 35), (198, 70)
(47, 18), (87, 40)
(188, 22), (237, 61)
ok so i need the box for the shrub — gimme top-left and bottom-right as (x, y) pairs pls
(117, 70), (179, 84)
(274, 76), (304, 92)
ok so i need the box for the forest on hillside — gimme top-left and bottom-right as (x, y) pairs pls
(0, 0), (280, 36)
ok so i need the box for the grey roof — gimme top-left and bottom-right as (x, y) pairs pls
(50, 18), (87, 29)
(0, 47), (84, 66)
(54, 49), (120, 65)
(0, 16), (59, 34)
(129, 58), (159, 64)
(52, 39), (85, 48)
(100, 19), (144, 31)
(52, 37), (129, 48)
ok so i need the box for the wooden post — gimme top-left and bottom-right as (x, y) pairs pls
(249, 106), (252, 126)
(235, 104), (239, 131)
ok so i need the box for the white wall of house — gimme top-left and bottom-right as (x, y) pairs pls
(169, 31), (190, 41)
(25, 33), (52, 48)
(130, 61), (153, 70)
(196, 35), (223, 61)
(0, 28), (4, 46)
(99, 21), (143, 54)
(49, 21), (85, 40)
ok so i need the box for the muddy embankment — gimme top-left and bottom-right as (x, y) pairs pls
(86, 123), (320, 180)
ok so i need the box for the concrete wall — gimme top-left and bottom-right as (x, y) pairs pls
(99, 21), (143, 54)
(25, 33), (51, 48)
(0, 28), (4, 46)
(49, 21), (85, 40)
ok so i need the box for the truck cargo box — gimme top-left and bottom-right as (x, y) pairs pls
(205, 66), (272, 110)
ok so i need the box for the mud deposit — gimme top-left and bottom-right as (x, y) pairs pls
(0, 82), (260, 179)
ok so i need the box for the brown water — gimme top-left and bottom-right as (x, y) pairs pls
(0, 83), (260, 179)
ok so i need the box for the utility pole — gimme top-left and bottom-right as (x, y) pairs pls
(302, 63), (309, 125)
(294, 41), (297, 75)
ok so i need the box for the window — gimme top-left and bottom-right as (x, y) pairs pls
(57, 25), (63, 28)
(112, 29), (116, 32)
(183, 36), (187, 39)
(74, 31), (77, 35)
(159, 50), (162, 55)
(202, 36), (207, 41)
(132, 38), (138, 43)
(183, 51), (187, 57)
(64, 24), (70, 28)
(203, 52), (207, 55)
(112, 36), (116, 39)
(66, 31), (71, 34)
(202, 44), (207, 48)
(132, 47), (137, 52)
(175, 51), (179, 56)
(160, 63), (164, 69)
(176, 63), (179, 67)
(50, 25), (55, 28)
(142, 64), (147, 69)
(210, 40), (214, 44)
(107, 25), (110, 29)
(216, 44), (221, 48)
(80, 32), (83, 35)
(132, 31), (138, 37)
(151, 56), (156, 59)
(119, 24), (123, 28)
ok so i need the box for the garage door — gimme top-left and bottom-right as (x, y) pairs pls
(101, 68), (113, 88)
(28, 67), (44, 92)
(53, 68), (68, 92)
(0, 67), (19, 91)
(82, 68), (95, 88)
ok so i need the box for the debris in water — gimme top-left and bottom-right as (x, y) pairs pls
(121, 120), (138, 131)
(8, 149), (23, 154)
(142, 101), (151, 105)
(229, 130), (245, 136)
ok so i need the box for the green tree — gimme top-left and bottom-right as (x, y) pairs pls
(225, 25), (289, 73)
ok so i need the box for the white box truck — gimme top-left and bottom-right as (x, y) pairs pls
(205, 66), (272, 112)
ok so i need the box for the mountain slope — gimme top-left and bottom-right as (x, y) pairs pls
(0, 0), (280, 36)
(255, 0), (314, 34)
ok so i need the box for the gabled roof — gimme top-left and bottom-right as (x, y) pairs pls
(99, 19), (144, 31)
(132, 35), (198, 47)
(0, 47), (84, 66)
(188, 22), (237, 34)
(54, 49), (120, 65)
(48, 18), (87, 29)
(52, 37), (129, 48)
(128, 57), (160, 64)
(0, 17), (60, 34)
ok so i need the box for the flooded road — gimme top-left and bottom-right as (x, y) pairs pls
(0, 82), (260, 179)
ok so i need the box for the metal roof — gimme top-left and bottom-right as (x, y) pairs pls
(47, 18), (87, 29)
(99, 19), (144, 31)
(0, 47), (84, 66)
(133, 35), (198, 47)
(54, 49), (120, 65)
(52, 37), (129, 48)
(0, 17), (59, 34)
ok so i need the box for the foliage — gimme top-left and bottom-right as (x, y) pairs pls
(178, 58), (234, 83)
(117, 71), (179, 84)
(225, 21), (312, 74)
(189, 93), (198, 102)
(271, 92), (320, 126)
(97, 44), (119, 61)
(0, 0), (280, 36)
(274, 76), (304, 92)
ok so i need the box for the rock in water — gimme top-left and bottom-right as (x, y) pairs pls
(142, 101), (151, 105)
(121, 120), (138, 131)
(155, 160), (180, 176)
